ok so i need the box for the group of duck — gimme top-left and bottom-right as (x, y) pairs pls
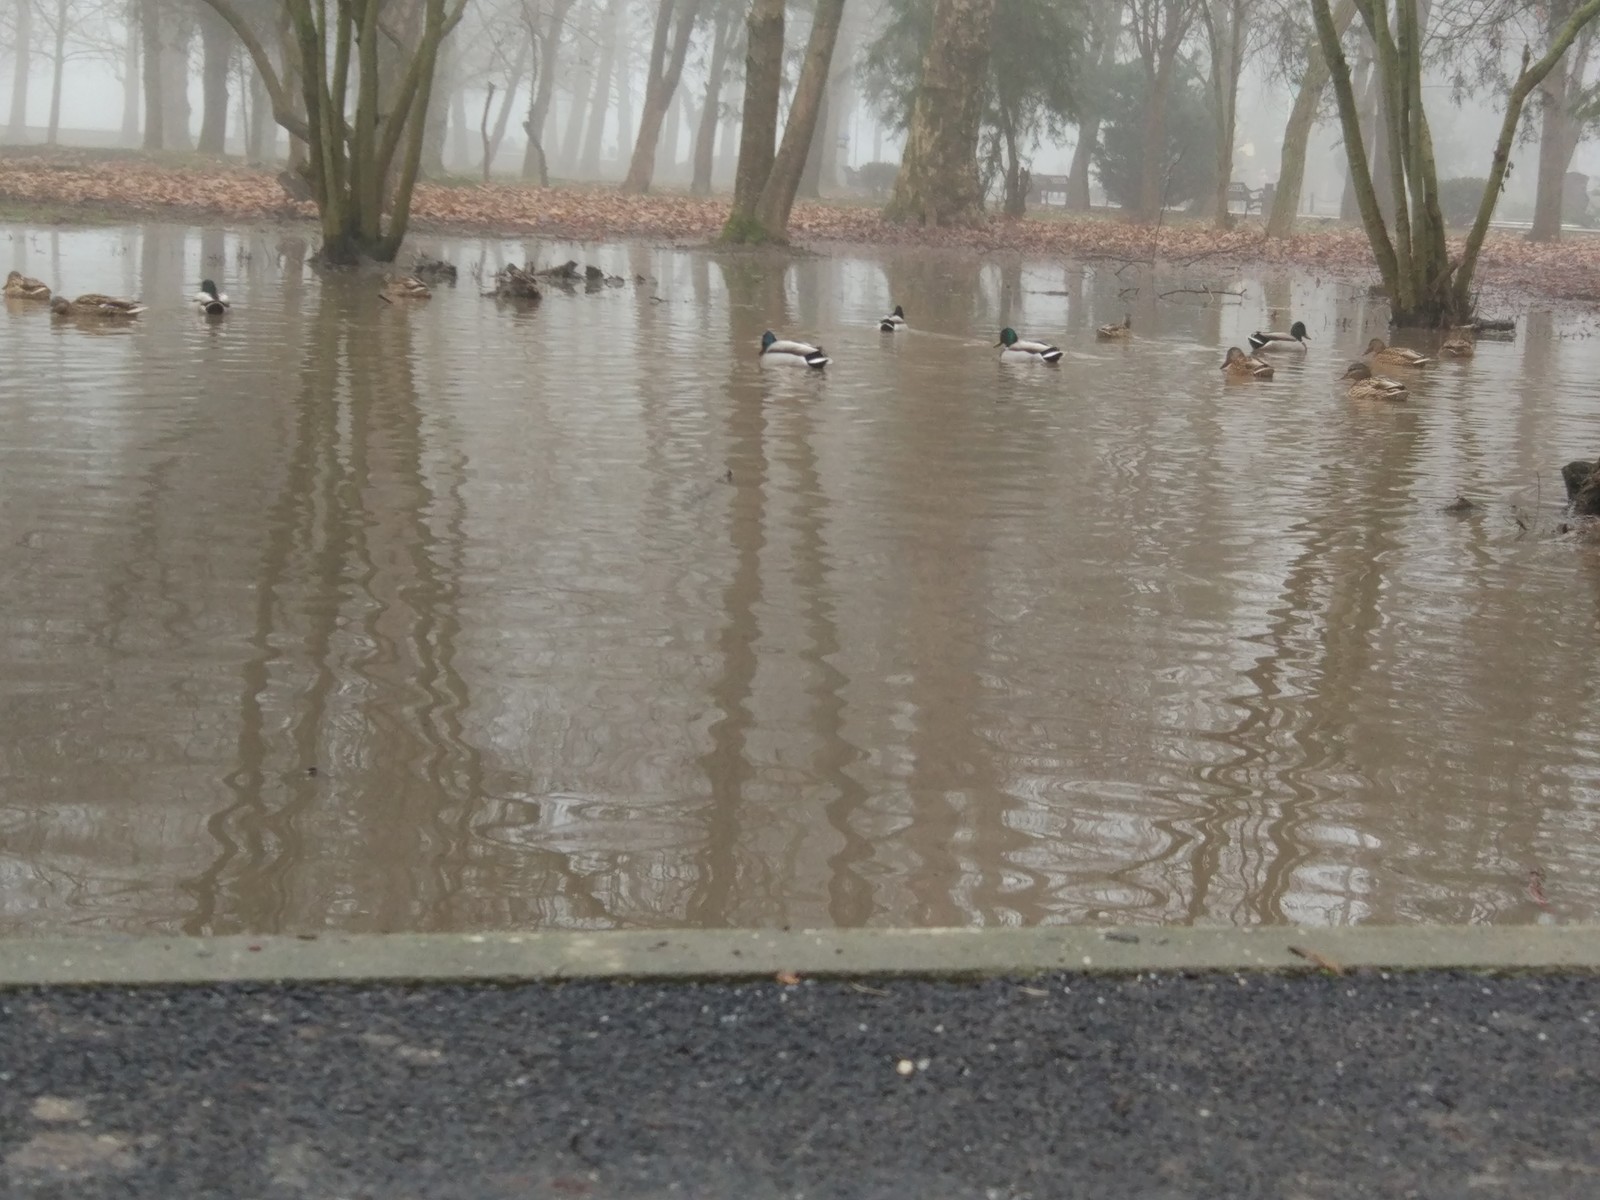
(759, 306), (1475, 401)
(3, 268), (441, 319)
(5, 269), (230, 317)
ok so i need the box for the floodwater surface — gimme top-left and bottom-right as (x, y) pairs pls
(3, 222), (1599, 936)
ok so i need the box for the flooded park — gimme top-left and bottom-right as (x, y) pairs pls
(3, 221), (1599, 937)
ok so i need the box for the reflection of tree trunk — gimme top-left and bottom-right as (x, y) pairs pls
(884, 0), (998, 227)
(1267, 0), (1354, 237)
(198, 5), (233, 155)
(691, 7), (732, 195)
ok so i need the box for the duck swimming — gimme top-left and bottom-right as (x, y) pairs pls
(1096, 315), (1131, 340)
(760, 330), (830, 368)
(1248, 321), (1309, 351)
(880, 305), (906, 332)
(3, 270), (51, 301)
(1365, 337), (1431, 367)
(1439, 337), (1474, 357)
(1221, 346), (1274, 380)
(1340, 361), (1408, 401)
(194, 279), (230, 316)
(50, 293), (146, 318)
(996, 327), (1062, 363)
(380, 273), (432, 301)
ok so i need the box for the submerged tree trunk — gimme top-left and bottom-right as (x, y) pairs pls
(1267, 0), (1355, 236)
(198, 5), (233, 154)
(620, 0), (703, 193)
(691, 6), (733, 195)
(883, 0), (999, 227)
(723, 0), (784, 235)
(746, 0), (845, 238)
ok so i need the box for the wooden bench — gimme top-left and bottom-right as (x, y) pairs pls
(1228, 181), (1263, 214)
(1027, 173), (1074, 208)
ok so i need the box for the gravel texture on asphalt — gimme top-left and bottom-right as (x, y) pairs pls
(1, 970), (1596, 1199)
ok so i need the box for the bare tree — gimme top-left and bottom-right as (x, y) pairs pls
(1128, 0), (1203, 223)
(621, 0), (704, 192)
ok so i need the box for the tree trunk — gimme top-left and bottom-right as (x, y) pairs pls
(1267, 0), (1356, 237)
(579, 0), (620, 176)
(1065, 124), (1098, 210)
(521, 0), (575, 183)
(1130, 0), (1197, 223)
(1203, 0), (1245, 229)
(485, 36), (530, 177)
(1133, 69), (1170, 221)
(1530, 20), (1592, 240)
(724, 0), (784, 235)
(1066, 2), (1121, 211)
(883, 0), (999, 227)
(420, 40), (454, 176)
(691, 6), (732, 195)
(246, 56), (271, 158)
(121, 7), (142, 144)
(556, 2), (600, 169)
(47, 0), (69, 145)
(999, 101), (1024, 216)
(747, 0), (846, 238)
(198, 4), (233, 155)
(161, 12), (194, 152)
(7, 0), (30, 140)
(796, 84), (829, 199)
(141, 0), (164, 149)
(621, 0), (703, 193)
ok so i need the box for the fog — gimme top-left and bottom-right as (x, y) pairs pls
(2, 0), (1597, 224)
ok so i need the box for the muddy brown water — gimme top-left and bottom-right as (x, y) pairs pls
(2, 222), (1598, 935)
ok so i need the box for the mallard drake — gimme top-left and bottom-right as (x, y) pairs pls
(380, 273), (432, 301)
(50, 293), (146, 318)
(3, 270), (51, 301)
(1221, 346), (1274, 380)
(760, 330), (830, 368)
(1440, 337), (1473, 357)
(1365, 337), (1431, 367)
(996, 327), (1062, 363)
(1248, 320), (1308, 351)
(194, 278), (230, 316)
(1096, 314), (1131, 340)
(1340, 361), (1408, 401)
(880, 304), (905, 332)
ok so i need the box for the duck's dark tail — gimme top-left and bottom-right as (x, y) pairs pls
(1041, 347), (1063, 364)
(804, 349), (831, 368)
(1247, 331), (1270, 351)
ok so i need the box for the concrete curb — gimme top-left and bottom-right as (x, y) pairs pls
(0, 925), (1597, 988)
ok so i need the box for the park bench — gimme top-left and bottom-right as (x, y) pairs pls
(1228, 181), (1263, 214)
(1027, 173), (1074, 208)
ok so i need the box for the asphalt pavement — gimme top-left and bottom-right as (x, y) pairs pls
(2, 968), (1597, 1199)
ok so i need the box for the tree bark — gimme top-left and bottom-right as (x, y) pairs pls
(420, 38), (454, 177)
(140, 0), (164, 149)
(1267, 0), (1356, 237)
(724, 0), (784, 234)
(521, 0), (575, 183)
(46, 0), (69, 145)
(691, 5), (733, 195)
(621, 0), (704, 193)
(748, 0), (846, 238)
(579, 0), (621, 176)
(484, 35), (530, 177)
(161, 10), (194, 152)
(1202, 0), (1245, 228)
(883, 0), (998, 227)
(198, 3), (233, 155)
(1530, 18), (1592, 240)
(7, 0), (30, 140)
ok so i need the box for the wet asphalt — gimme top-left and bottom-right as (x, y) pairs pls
(0, 970), (1597, 1199)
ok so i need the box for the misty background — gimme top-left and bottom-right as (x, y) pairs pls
(0, 0), (1595, 224)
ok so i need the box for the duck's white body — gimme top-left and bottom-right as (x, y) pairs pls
(1000, 340), (1062, 364)
(194, 280), (230, 316)
(761, 332), (830, 368)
